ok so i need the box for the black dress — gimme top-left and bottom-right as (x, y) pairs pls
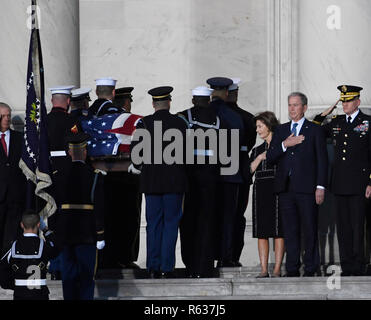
(251, 142), (283, 238)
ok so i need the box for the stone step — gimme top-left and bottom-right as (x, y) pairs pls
(1, 272), (369, 300)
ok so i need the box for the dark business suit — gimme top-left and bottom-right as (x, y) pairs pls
(0, 130), (26, 254)
(267, 119), (328, 275)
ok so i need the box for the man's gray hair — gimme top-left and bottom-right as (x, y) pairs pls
(288, 92), (308, 106)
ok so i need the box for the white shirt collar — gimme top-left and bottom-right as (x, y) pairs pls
(291, 117), (306, 133)
(347, 109), (359, 123)
(23, 233), (38, 237)
(0, 130), (10, 137)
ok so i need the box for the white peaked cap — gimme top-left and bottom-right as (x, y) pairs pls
(191, 86), (214, 97)
(49, 85), (75, 95)
(95, 77), (117, 87)
(71, 87), (92, 98)
(228, 78), (241, 91)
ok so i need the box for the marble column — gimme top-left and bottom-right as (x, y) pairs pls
(0, 0), (80, 116)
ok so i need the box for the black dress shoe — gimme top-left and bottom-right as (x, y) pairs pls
(119, 262), (141, 269)
(284, 271), (300, 277)
(233, 261), (243, 267)
(303, 271), (315, 277)
(217, 261), (235, 268)
(148, 270), (161, 279)
(160, 271), (176, 279)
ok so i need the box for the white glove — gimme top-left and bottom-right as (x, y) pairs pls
(96, 240), (105, 250)
(39, 219), (47, 232)
(128, 163), (141, 175)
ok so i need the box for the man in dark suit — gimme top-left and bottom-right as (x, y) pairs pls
(313, 85), (371, 276)
(0, 103), (27, 254)
(226, 78), (257, 266)
(267, 92), (328, 277)
(130, 86), (187, 278)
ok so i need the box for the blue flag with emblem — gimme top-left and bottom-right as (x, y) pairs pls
(19, 1), (56, 220)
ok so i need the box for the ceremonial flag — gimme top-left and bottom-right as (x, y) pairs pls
(19, 0), (56, 219)
(81, 113), (142, 156)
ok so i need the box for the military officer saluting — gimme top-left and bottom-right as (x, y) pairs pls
(313, 85), (371, 276)
(88, 77), (122, 117)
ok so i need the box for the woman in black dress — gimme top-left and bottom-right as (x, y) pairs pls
(250, 111), (284, 278)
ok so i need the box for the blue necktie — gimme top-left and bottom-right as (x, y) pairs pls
(291, 123), (298, 136)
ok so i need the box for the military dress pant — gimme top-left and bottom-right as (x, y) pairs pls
(335, 194), (366, 275)
(145, 193), (183, 273)
(232, 182), (250, 263)
(180, 178), (217, 277)
(216, 182), (240, 263)
(60, 244), (97, 300)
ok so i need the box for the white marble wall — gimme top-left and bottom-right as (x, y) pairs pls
(0, 0), (80, 116)
(80, 0), (269, 116)
(298, 0), (371, 114)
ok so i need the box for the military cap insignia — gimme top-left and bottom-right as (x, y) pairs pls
(341, 85), (347, 92)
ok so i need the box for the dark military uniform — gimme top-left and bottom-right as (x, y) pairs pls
(0, 230), (59, 300)
(130, 86), (187, 277)
(56, 160), (105, 300)
(313, 109), (371, 275)
(178, 104), (220, 277)
(88, 98), (121, 117)
(227, 101), (257, 265)
(46, 107), (78, 207)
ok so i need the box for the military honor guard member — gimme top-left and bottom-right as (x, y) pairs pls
(100, 85), (142, 270)
(113, 86), (134, 113)
(178, 86), (220, 278)
(56, 131), (105, 300)
(0, 103), (27, 254)
(206, 77), (246, 268)
(70, 87), (92, 121)
(267, 92), (328, 277)
(226, 78), (257, 266)
(88, 77), (122, 117)
(313, 85), (371, 276)
(130, 86), (188, 278)
(0, 210), (59, 300)
(47, 86), (79, 207)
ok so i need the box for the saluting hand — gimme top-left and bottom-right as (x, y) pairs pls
(365, 185), (371, 199)
(283, 133), (305, 148)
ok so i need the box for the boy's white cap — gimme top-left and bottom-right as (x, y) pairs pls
(49, 85), (75, 95)
(95, 77), (117, 87)
(228, 78), (241, 91)
(191, 86), (213, 97)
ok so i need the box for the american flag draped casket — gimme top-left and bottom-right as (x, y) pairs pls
(80, 113), (143, 157)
